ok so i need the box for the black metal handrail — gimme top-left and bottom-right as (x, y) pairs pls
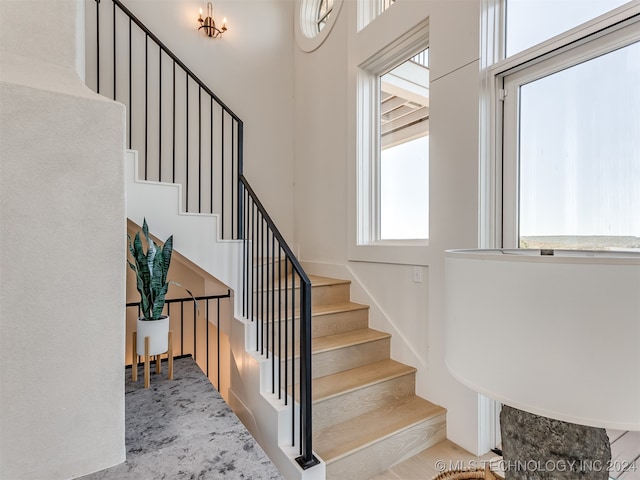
(240, 175), (319, 469)
(127, 292), (231, 390)
(89, 0), (243, 239)
(89, 0), (316, 468)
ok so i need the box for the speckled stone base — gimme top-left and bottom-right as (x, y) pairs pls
(79, 357), (283, 480)
(500, 405), (611, 480)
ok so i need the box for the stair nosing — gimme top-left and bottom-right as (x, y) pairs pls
(308, 275), (351, 287)
(312, 302), (369, 317)
(314, 396), (446, 464)
(312, 359), (416, 402)
(312, 328), (391, 354)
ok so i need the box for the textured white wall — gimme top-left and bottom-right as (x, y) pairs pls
(0, 1), (126, 478)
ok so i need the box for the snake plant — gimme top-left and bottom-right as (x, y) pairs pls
(127, 219), (173, 320)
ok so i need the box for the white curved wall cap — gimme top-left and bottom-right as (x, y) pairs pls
(295, 0), (345, 52)
(444, 249), (640, 430)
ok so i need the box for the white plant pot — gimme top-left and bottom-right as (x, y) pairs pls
(136, 316), (170, 356)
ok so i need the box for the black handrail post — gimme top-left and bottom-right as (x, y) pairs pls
(295, 280), (320, 469)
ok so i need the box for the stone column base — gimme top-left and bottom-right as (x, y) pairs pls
(500, 405), (611, 480)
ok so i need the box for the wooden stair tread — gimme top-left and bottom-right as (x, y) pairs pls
(253, 274), (349, 291)
(312, 301), (369, 317)
(312, 359), (416, 402)
(258, 301), (367, 319)
(314, 395), (446, 463)
(308, 274), (351, 287)
(312, 328), (390, 354)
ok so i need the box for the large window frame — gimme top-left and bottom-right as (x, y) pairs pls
(479, 1), (640, 452)
(500, 20), (640, 248)
(481, 1), (640, 249)
(355, 20), (429, 254)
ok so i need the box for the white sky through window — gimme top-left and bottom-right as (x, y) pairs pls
(507, 0), (640, 247)
(506, 0), (631, 56)
(518, 40), (640, 238)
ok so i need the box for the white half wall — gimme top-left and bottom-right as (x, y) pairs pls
(0, 1), (126, 478)
(125, 150), (244, 316)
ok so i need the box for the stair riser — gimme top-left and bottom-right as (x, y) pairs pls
(249, 281), (351, 315)
(313, 373), (416, 431)
(276, 337), (391, 387)
(324, 413), (447, 480)
(256, 308), (370, 354)
(250, 258), (288, 277)
(312, 283), (351, 306)
(254, 311), (367, 358)
(313, 308), (369, 338)
(313, 337), (390, 378)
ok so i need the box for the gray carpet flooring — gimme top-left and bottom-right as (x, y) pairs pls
(80, 357), (283, 480)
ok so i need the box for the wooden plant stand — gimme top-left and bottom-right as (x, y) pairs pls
(132, 331), (174, 388)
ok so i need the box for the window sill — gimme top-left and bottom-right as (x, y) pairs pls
(348, 241), (430, 266)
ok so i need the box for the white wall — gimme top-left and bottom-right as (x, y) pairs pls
(293, 0), (487, 455)
(118, 0), (296, 240)
(0, 1), (126, 478)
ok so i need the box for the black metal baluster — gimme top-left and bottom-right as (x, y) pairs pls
(251, 201), (256, 328)
(258, 212), (263, 355)
(231, 120), (236, 237)
(221, 109), (225, 237)
(193, 301), (197, 362)
(198, 86), (202, 213)
(284, 258), (288, 406)
(96, 0), (100, 94)
(158, 47), (162, 182)
(205, 299), (209, 378)
(210, 97), (214, 214)
(144, 33), (148, 178)
(128, 17), (132, 149)
(113, 1), (116, 99)
(172, 61), (176, 183)
(278, 244), (282, 399)
(291, 272), (296, 445)
(185, 72), (189, 211)
(237, 123), (244, 239)
(217, 297), (221, 390)
(271, 233), (276, 394)
(243, 187), (248, 317)
(180, 302), (184, 355)
(266, 228), (270, 360)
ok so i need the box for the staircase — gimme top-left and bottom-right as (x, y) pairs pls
(89, 2), (447, 478)
(306, 275), (446, 479)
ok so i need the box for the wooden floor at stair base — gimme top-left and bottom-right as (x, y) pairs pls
(314, 395), (447, 480)
(370, 439), (499, 480)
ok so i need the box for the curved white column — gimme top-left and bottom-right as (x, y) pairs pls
(445, 249), (640, 430)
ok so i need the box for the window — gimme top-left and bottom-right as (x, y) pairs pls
(295, 0), (344, 52)
(379, 49), (429, 240)
(358, 0), (397, 31)
(498, 4), (640, 250)
(317, 0), (333, 32)
(505, 0), (631, 56)
(354, 20), (428, 259)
